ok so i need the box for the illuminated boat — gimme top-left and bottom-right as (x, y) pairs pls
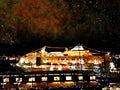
(17, 44), (104, 72)
(0, 44), (111, 89)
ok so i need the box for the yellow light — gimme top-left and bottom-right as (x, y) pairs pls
(94, 59), (98, 64)
(50, 65), (54, 71)
(3, 78), (9, 83)
(58, 65), (62, 71)
(78, 76), (83, 80)
(28, 77), (35, 82)
(41, 77), (47, 81)
(54, 76), (60, 81)
(90, 76), (96, 80)
(62, 81), (75, 86)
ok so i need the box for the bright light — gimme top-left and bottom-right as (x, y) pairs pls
(110, 62), (117, 72)
(72, 60), (76, 64)
(41, 46), (46, 52)
(16, 78), (22, 83)
(50, 65), (54, 71)
(19, 57), (24, 64)
(28, 77), (35, 82)
(3, 78), (9, 83)
(78, 76), (83, 80)
(58, 65), (62, 71)
(107, 52), (110, 55)
(94, 59), (98, 65)
(71, 45), (84, 51)
(110, 62), (115, 69)
(71, 65), (76, 70)
(26, 82), (32, 85)
(66, 76), (72, 80)
(90, 76), (96, 80)
(41, 77), (47, 81)
(54, 76), (60, 81)
(62, 81), (75, 86)
(80, 59), (84, 64)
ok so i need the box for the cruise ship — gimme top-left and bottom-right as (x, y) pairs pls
(1, 44), (118, 90)
(17, 44), (104, 71)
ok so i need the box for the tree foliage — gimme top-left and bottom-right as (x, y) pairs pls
(13, 0), (71, 44)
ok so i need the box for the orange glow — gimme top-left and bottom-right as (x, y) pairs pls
(89, 81), (100, 86)
(17, 45), (104, 72)
(19, 84), (31, 88)
(3, 78), (9, 83)
(48, 82), (61, 87)
(62, 82), (75, 87)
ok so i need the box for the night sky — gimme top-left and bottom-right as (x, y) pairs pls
(0, 0), (120, 56)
